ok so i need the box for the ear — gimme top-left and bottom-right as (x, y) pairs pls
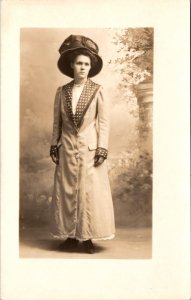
(70, 62), (74, 69)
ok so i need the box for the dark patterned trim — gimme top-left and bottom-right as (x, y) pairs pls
(77, 84), (100, 128)
(74, 79), (100, 127)
(50, 145), (58, 156)
(63, 80), (77, 129)
(95, 147), (108, 159)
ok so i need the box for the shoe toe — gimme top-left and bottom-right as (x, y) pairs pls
(58, 238), (79, 251)
(83, 240), (95, 254)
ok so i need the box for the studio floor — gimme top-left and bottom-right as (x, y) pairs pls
(19, 225), (152, 259)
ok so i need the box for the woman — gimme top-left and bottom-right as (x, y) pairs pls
(50, 34), (115, 254)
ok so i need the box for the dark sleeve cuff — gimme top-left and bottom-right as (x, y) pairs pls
(95, 147), (108, 159)
(50, 145), (58, 156)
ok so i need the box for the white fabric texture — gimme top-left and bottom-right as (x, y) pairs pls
(72, 84), (85, 114)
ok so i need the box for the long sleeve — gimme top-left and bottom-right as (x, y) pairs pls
(51, 87), (62, 146)
(96, 86), (110, 157)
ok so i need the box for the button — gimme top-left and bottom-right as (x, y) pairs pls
(75, 154), (79, 159)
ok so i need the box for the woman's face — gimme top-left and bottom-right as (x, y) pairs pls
(71, 54), (91, 80)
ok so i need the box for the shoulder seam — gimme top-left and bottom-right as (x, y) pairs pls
(89, 79), (101, 88)
(62, 80), (74, 90)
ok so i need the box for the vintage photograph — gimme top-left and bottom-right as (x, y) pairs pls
(19, 28), (153, 259)
(1, 1), (190, 299)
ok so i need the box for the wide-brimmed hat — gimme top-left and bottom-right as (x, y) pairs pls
(57, 35), (103, 78)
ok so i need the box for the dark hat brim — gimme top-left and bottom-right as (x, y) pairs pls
(57, 47), (103, 78)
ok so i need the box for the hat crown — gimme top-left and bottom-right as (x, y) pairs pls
(59, 34), (99, 55)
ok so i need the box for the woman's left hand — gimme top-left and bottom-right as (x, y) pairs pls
(94, 156), (105, 167)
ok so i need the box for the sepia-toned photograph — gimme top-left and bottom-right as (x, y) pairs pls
(1, 1), (190, 299)
(19, 28), (153, 259)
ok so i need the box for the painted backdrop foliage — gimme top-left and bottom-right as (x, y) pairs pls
(20, 28), (153, 228)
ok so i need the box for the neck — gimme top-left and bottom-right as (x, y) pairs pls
(74, 78), (88, 85)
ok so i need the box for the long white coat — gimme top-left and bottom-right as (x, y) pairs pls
(50, 78), (115, 241)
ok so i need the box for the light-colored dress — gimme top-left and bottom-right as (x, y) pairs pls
(50, 78), (115, 241)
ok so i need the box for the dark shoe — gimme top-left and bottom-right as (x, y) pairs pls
(83, 239), (95, 254)
(58, 238), (79, 251)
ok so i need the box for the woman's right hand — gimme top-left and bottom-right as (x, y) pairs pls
(50, 145), (59, 165)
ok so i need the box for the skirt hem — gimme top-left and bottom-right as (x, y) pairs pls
(50, 232), (115, 241)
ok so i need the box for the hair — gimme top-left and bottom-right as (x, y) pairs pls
(68, 49), (98, 68)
